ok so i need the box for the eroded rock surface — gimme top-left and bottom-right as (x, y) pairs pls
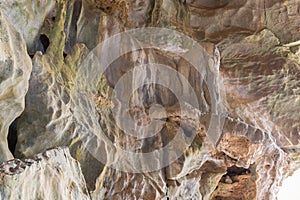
(0, 0), (55, 53)
(0, 147), (91, 200)
(0, 11), (32, 163)
(0, 0), (299, 200)
(15, 1), (103, 191)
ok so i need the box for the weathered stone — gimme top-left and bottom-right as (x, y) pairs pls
(0, 147), (91, 200)
(15, 1), (104, 191)
(0, 0), (56, 53)
(1, 0), (299, 199)
(0, 11), (32, 162)
(220, 29), (300, 147)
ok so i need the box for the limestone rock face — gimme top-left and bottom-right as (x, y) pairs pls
(0, 0), (55, 53)
(15, 1), (103, 190)
(0, 11), (32, 163)
(220, 29), (300, 148)
(0, 0), (299, 200)
(0, 148), (91, 200)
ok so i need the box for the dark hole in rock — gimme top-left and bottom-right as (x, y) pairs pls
(220, 166), (251, 184)
(63, 52), (67, 58)
(8, 118), (18, 156)
(220, 166), (250, 183)
(226, 166), (250, 176)
(39, 34), (50, 53)
(9, 167), (16, 173)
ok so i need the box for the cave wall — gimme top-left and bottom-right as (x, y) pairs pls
(0, 0), (299, 199)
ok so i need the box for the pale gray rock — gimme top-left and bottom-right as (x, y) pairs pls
(14, 1), (105, 190)
(0, 147), (91, 200)
(15, 49), (104, 190)
(0, 0), (55, 53)
(0, 11), (32, 163)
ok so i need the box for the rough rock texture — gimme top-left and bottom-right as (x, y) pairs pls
(221, 30), (300, 148)
(15, 1), (103, 190)
(0, 147), (91, 200)
(0, 0), (299, 200)
(0, 0), (56, 53)
(0, 11), (32, 162)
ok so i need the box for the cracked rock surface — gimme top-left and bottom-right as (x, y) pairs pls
(0, 0), (299, 200)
